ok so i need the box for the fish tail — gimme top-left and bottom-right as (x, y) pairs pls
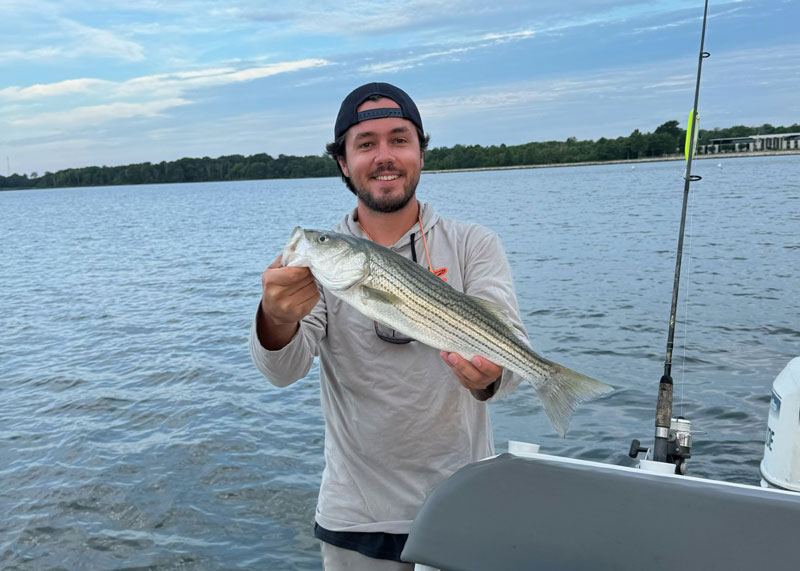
(534, 363), (614, 438)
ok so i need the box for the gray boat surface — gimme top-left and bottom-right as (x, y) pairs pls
(402, 451), (800, 570)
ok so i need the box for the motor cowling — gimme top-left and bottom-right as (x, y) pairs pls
(760, 357), (800, 491)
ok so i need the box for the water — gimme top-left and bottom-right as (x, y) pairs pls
(2, 155), (798, 569)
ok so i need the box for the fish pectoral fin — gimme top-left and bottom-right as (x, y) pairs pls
(470, 296), (515, 329)
(361, 286), (403, 306)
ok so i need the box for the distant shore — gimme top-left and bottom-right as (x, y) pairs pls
(3, 149), (798, 191)
(423, 149), (800, 175)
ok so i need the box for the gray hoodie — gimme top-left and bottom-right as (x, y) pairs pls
(249, 202), (528, 534)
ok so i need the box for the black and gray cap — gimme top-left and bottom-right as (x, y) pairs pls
(334, 82), (423, 139)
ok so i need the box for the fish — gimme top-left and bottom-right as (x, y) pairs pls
(281, 226), (613, 437)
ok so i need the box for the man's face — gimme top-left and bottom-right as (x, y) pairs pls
(338, 97), (424, 213)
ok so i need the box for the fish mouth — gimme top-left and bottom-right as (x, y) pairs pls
(281, 226), (304, 267)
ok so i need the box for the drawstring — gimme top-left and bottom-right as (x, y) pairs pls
(416, 211), (448, 281)
(357, 209), (448, 281)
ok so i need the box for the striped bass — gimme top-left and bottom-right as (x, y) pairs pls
(281, 226), (613, 437)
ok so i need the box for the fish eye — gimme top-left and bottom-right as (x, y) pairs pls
(318, 235), (328, 243)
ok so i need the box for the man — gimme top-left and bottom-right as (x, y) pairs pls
(250, 82), (528, 570)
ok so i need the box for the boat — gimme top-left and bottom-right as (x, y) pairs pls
(401, 3), (800, 568)
(401, 361), (800, 571)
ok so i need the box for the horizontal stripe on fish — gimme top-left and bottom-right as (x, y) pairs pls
(281, 227), (613, 436)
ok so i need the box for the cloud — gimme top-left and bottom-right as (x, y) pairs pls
(0, 78), (112, 100)
(356, 26), (541, 76)
(421, 38), (800, 121)
(344, 1), (706, 79)
(0, 10), (146, 64)
(11, 99), (192, 128)
(211, 0), (550, 38)
(359, 47), (474, 75)
(631, 4), (746, 35)
(416, 38), (800, 149)
(421, 74), (628, 121)
(212, 0), (703, 41)
(0, 46), (63, 62)
(641, 74), (696, 91)
(3, 0), (795, 176)
(480, 29), (536, 42)
(1, 57), (332, 146)
(141, 110), (333, 159)
(1, 58), (331, 102)
(63, 19), (146, 62)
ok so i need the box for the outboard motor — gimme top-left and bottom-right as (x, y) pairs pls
(761, 357), (800, 491)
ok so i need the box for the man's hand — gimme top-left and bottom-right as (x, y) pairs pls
(256, 255), (320, 350)
(440, 351), (503, 399)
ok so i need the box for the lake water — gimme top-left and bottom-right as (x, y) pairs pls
(2, 155), (799, 569)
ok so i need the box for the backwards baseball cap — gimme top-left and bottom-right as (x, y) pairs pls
(334, 82), (423, 139)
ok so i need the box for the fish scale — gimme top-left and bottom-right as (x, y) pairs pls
(375, 259), (490, 354)
(371, 250), (543, 381)
(281, 227), (614, 437)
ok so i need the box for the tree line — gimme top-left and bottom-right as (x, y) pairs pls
(0, 153), (337, 191)
(2, 121), (797, 190)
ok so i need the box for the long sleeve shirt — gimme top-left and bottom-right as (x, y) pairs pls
(249, 202), (528, 534)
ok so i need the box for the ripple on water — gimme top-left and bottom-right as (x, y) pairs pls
(2, 163), (799, 568)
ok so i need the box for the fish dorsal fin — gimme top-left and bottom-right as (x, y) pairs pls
(470, 295), (515, 330)
(362, 285), (403, 306)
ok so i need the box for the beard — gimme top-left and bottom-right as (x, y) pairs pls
(351, 168), (420, 214)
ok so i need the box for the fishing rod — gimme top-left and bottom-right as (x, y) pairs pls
(630, 0), (710, 472)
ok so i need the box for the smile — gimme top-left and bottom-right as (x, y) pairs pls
(375, 174), (400, 181)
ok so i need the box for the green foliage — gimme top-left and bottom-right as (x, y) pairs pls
(422, 121), (796, 170)
(1, 122), (797, 191)
(0, 153), (339, 189)
(0, 153), (340, 190)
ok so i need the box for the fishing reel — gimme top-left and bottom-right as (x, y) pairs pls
(630, 416), (692, 475)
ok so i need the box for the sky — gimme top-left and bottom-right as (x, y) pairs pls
(1, 0), (798, 176)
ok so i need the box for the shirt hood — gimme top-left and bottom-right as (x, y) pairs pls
(336, 200), (441, 254)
